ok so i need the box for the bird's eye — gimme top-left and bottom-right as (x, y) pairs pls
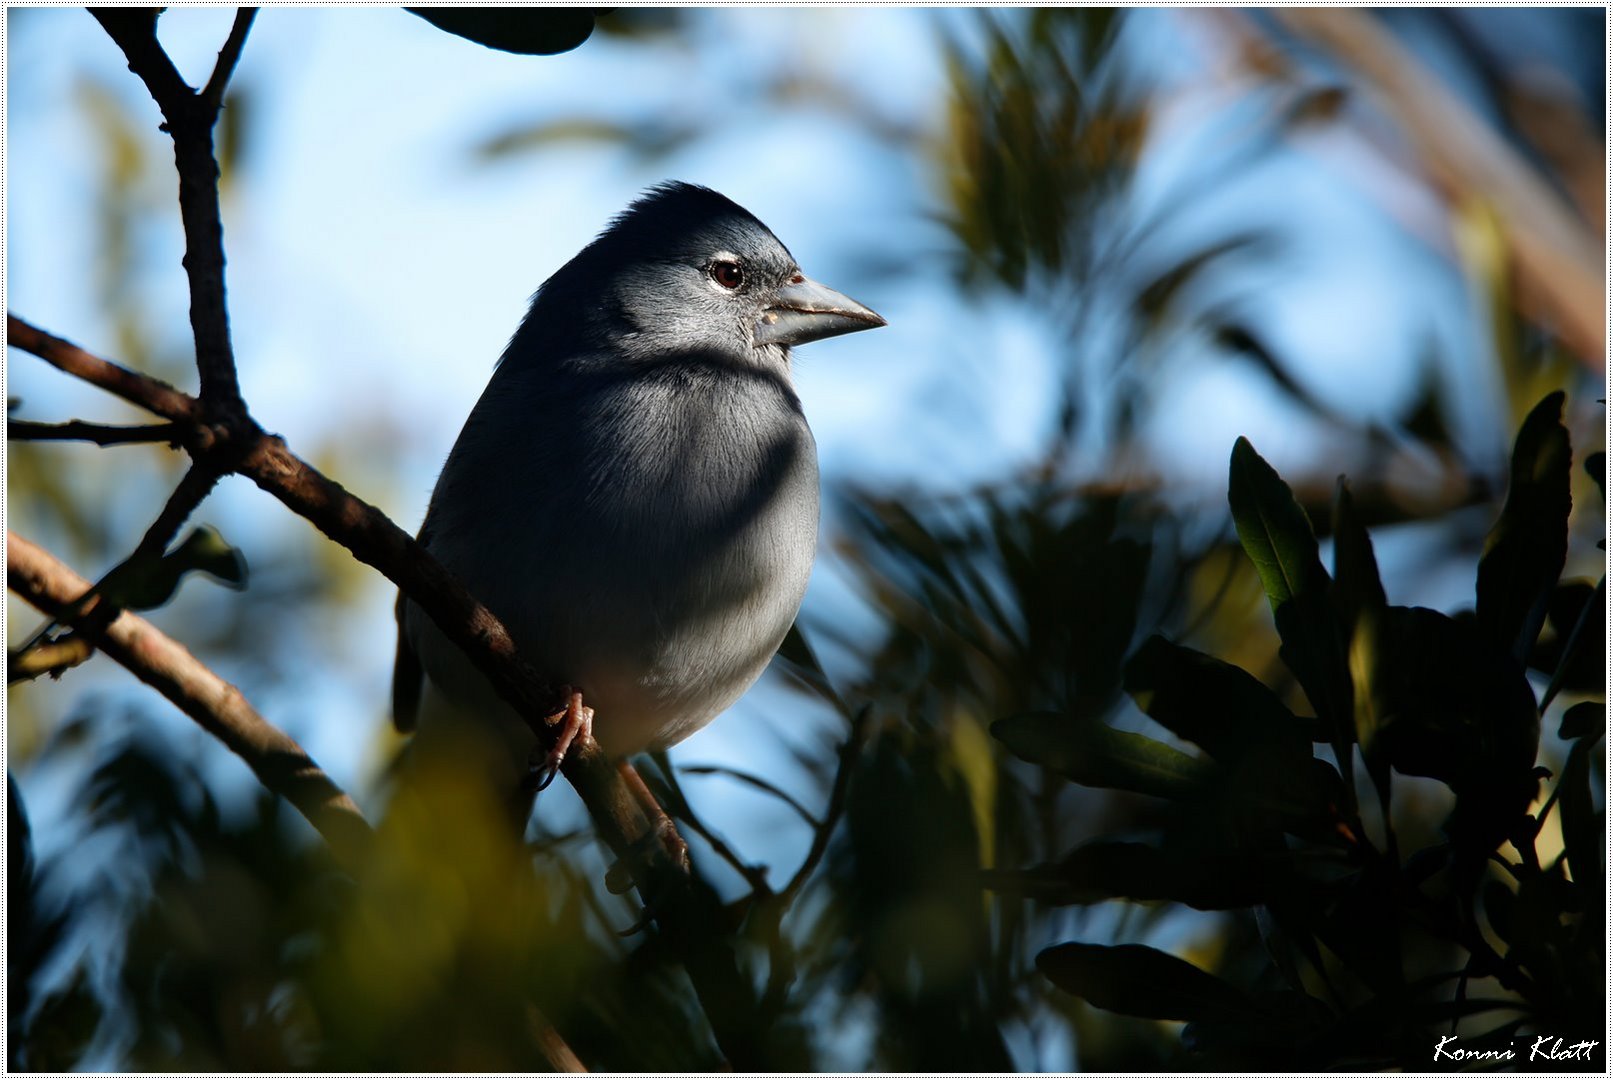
(710, 260), (744, 290)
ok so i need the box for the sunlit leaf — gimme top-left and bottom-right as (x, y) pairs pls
(1228, 438), (1352, 781)
(993, 711), (1214, 800)
(1334, 479), (1390, 808)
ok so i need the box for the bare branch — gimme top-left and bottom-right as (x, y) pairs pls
(524, 1004), (587, 1073)
(8, 531), (373, 866)
(679, 764), (821, 830)
(7, 419), (181, 446)
(201, 8), (257, 112)
(8, 636), (95, 684)
(782, 704), (872, 903)
(7, 315), (199, 422)
(90, 8), (244, 409)
(89, 8), (190, 113)
(130, 460), (225, 566)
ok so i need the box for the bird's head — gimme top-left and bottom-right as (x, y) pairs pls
(515, 182), (885, 371)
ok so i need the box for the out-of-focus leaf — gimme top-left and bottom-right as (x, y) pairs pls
(941, 10), (1143, 289)
(1557, 701), (1602, 743)
(472, 117), (702, 165)
(1556, 730), (1602, 897)
(1531, 578), (1604, 697)
(984, 840), (1321, 910)
(1476, 390), (1571, 663)
(1331, 479), (1387, 632)
(1584, 450), (1605, 499)
(1334, 479), (1391, 808)
(992, 712), (1214, 800)
(1215, 326), (1345, 428)
(1122, 634), (1299, 762)
(407, 8), (596, 55)
(95, 525), (248, 613)
(1036, 942), (1250, 1022)
(1282, 84), (1350, 127)
(1228, 438), (1352, 776)
(1134, 233), (1268, 329)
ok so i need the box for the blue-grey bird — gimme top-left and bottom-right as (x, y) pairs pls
(392, 182), (884, 812)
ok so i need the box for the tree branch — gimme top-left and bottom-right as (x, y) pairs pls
(781, 704), (872, 904)
(8, 635), (96, 684)
(90, 7), (246, 410)
(23, 11), (768, 1060)
(7, 419), (181, 446)
(7, 315), (200, 422)
(7, 530), (373, 867)
(133, 460), (226, 565)
(201, 8), (256, 112)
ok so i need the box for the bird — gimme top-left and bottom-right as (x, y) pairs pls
(391, 181), (885, 822)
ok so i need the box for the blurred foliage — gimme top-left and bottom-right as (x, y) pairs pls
(406, 8), (597, 57)
(8, 6), (1605, 1073)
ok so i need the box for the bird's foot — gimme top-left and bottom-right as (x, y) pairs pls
(531, 688), (594, 792)
(604, 761), (692, 898)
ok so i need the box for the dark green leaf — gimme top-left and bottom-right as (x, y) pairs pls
(1122, 634), (1298, 762)
(1336, 479), (1391, 810)
(985, 840), (1310, 910)
(407, 8), (596, 55)
(1558, 701), (1603, 743)
(1557, 733), (1602, 898)
(1585, 450), (1605, 499)
(1331, 478), (1387, 632)
(1476, 391), (1571, 662)
(1362, 607), (1539, 792)
(1482, 879), (1517, 945)
(99, 525), (248, 611)
(1533, 578), (1605, 701)
(992, 712), (1214, 800)
(472, 117), (702, 165)
(1037, 942), (1250, 1021)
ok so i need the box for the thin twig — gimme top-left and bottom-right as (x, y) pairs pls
(647, 758), (771, 896)
(8, 636), (95, 684)
(781, 704), (873, 903)
(132, 460), (226, 565)
(92, 8), (245, 409)
(1537, 574), (1603, 714)
(8, 419), (181, 446)
(201, 8), (256, 112)
(7, 315), (199, 422)
(524, 1004), (587, 1073)
(88, 9), (191, 113)
(7, 531), (373, 867)
(679, 764), (821, 830)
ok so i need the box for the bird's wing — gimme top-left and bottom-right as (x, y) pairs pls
(392, 588), (423, 733)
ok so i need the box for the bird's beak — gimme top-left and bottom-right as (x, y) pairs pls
(754, 275), (886, 348)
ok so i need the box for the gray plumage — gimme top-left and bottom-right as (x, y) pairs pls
(393, 183), (883, 793)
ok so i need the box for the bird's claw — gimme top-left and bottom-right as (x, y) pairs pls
(530, 689), (593, 791)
